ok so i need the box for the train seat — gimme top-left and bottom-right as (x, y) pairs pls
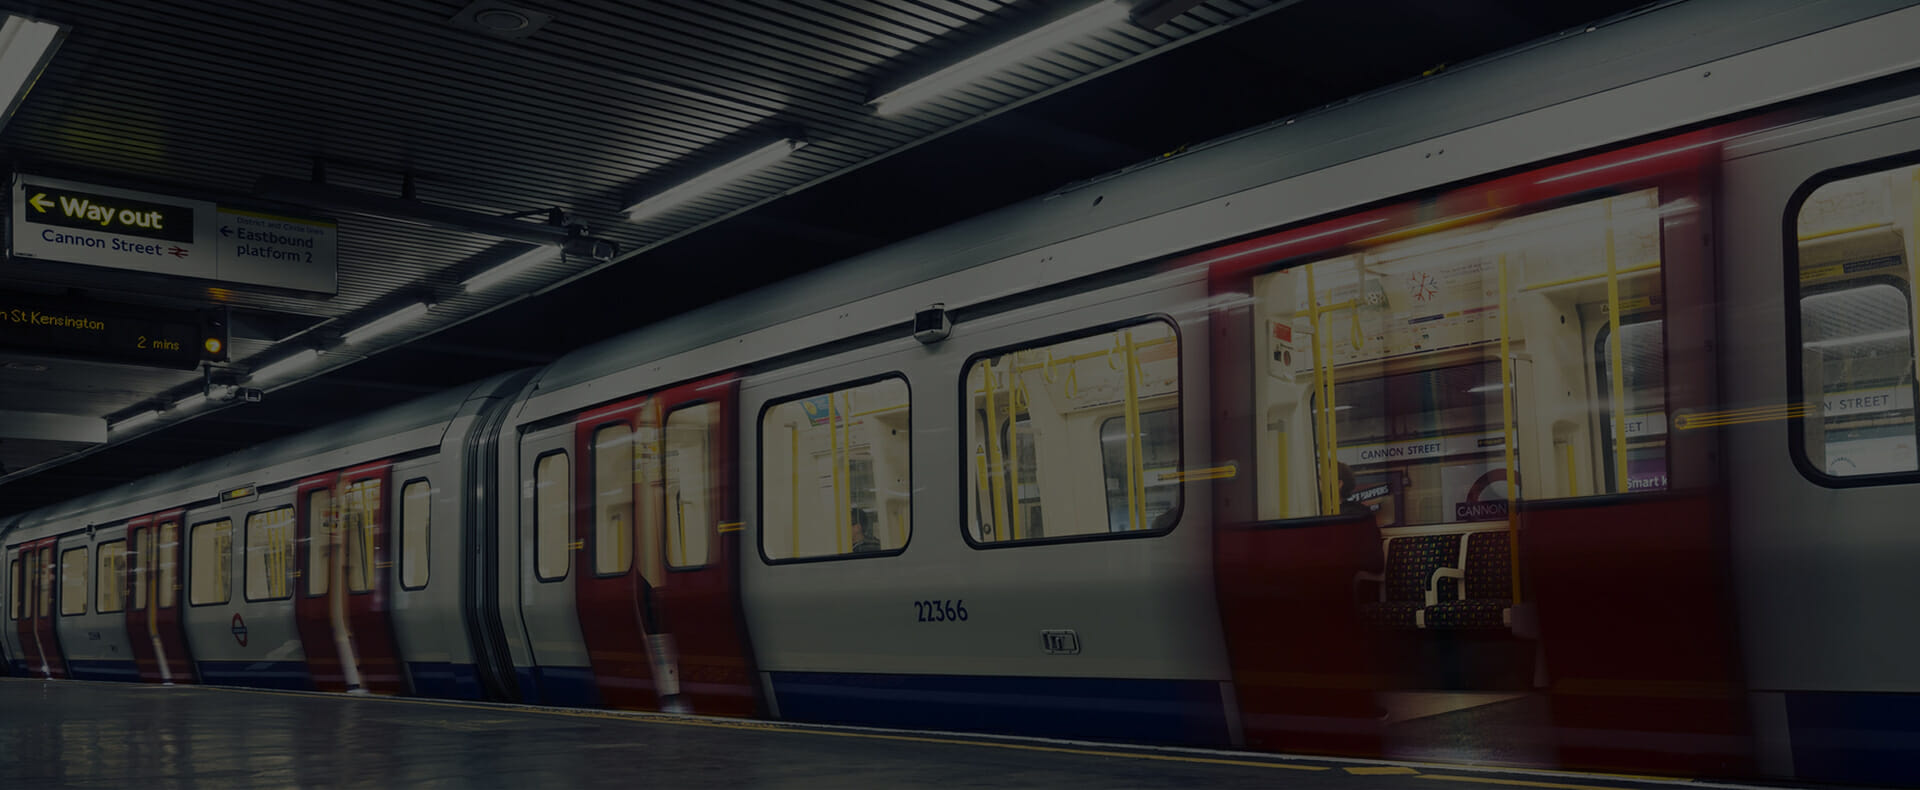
(1359, 533), (1462, 629)
(1425, 530), (1513, 629)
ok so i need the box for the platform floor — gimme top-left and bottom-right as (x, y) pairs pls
(0, 678), (1772, 789)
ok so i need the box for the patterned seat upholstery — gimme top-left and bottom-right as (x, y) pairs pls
(1425, 531), (1511, 629)
(1356, 534), (1460, 629)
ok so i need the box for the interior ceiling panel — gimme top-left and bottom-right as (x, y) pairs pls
(0, 0), (1654, 515)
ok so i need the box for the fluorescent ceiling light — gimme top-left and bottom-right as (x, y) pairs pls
(0, 14), (65, 131)
(464, 244), (560, 292)
(624, 138), (808, 223)
(111, 409), (160, 432)
(343, 302), (430, 345)
(251, 348), (322, 382)
(869, 0), (1129, 116)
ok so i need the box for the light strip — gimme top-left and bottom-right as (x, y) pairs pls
(869, 0), (1130, 116)
(463, 244), (560, 292)
(111, 410), (160, 432)
(624, 138), (808, 222)
(342, 302), (430, 345)
(251, 348), (322, 382)
(0, 14), (65, 131)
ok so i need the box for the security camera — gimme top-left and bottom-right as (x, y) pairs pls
(563, 228), (619, 262)
(236, 387), (264, 403)
(914, 304), (951, 345)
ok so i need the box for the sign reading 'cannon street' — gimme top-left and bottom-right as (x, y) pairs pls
(8, 174), (338, 295)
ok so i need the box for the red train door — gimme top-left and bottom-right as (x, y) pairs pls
(294, 465), (407, 694)
(25, 539), (66, 678)
(653, 373), (757, 716)
(124, 511), (196, 684)
(573, 395), (663, 709)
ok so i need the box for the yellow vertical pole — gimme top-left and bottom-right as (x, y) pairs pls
(1305, 263), (1338, 514)
(1498, 254), (1521, 604)
(1276, 430), (1288, 518)
(828, 396), (844, 553)
(1908, 171), (1920, 416)
(1604, 200), (1630, 492)
(1122, 329), (1145, 530)
(788, 425), (799, 558)
(1563, 442), (1577, 497)
(980, 360), (1008, 541)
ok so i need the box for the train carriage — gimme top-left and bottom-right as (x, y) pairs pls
(11, 0), (1920, 784)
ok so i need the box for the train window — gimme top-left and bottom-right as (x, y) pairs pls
(38, 547), (52, 618)
(245, 507), (295, 602)
(97, 540), (126, 614)
(760, 376), (911, 562)
(305, 491), (330, 597)
(592, 425), (636, 576)
(963, 321), (1182, 544)
(342, 478), (380, 594)
(189, 519), (232, 606)
(131, 527), (149, 611)
(400, 479), (431, 590)
(535, 451), (571, 581)
(1790, 163), (1920, 481)
(60, 546), (88, 616)
(1248, 189), (1668, 523)
(9, 557), (19, 620)
(665, 402), (719, 569)
(158, 521), (179, 609)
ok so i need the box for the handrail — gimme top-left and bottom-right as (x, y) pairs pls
(788, 425), (798, 558)
(1604, 199), (1630, 493)
(1121, 328), (1144, 530)
(1498, 253), (1522, 605)
(979, 360), (1008, 542)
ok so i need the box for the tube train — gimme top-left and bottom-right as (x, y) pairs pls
(9, 0), (1920, 784)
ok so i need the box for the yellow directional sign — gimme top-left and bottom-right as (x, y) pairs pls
(27, 192), (51, 212)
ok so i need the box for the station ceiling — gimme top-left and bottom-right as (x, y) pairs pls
(0, 0), (1651, 517)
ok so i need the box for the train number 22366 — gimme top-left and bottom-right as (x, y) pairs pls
(914, 599), (968, 622)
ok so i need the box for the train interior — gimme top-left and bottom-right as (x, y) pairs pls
(1248, 189), (1669, 762)
(964, 320), (1183, 545)
(760, 378), (913, 560)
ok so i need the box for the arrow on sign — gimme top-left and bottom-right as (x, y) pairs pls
(220, 225), (231, 237)
(167, 246), (188, 259)
(27, 192), (51, 213)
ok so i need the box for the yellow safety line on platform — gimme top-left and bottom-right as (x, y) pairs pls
(1417, 774), (1639, 790)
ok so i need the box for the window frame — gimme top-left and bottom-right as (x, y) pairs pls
(756, 371), (914, 565)
(243, 505), (296, 603)
(664, 400), (720, 573)
(957, 316), (1187, 550)
(1783, 154), (1920, 488)
(533, 449), (572, 582)
(96, 539), (127, 614)
(399, 477), (432, 591)
(589, 422), (636, 579)
(188, 517), (234, 607)
(8, 555), (20, 620)
(59, 545), (88, 616)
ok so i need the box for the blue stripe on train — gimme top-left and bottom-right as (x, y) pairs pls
(1787, 691), (1920, 786)
(195, 660), (314, 691)
(407, 662), (484, 700)
(769, 672), (1231, 746)
(67, 659), (142, 682)
(515, 665), (601, 708)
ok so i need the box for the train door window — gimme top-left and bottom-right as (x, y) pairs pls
(157, 521), (179, 609)
(1790, 163), (1920, 480)
(665, 402), (719, 569)
(130, 527), (149, 611)
(400, 479), (431, 590)
(190, 519), (232, 606)
(341, 479), (380, 594)
(305, 491), (331, 597)
(9, 556), (19, 619)
(535, 451), (571, 581)
(760, 376), (911, 561)
(59, 547), (88, 616)
(245, 507), (295, 601)
(965, 320), (1181, 544)
(592, 425), (635, 576)
(37, 547), (52, 617)
(1249, 189), (1668, 522)
(97, 540), (126, 614)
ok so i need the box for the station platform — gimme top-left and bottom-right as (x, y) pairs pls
(0, 678), (1781, 790)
